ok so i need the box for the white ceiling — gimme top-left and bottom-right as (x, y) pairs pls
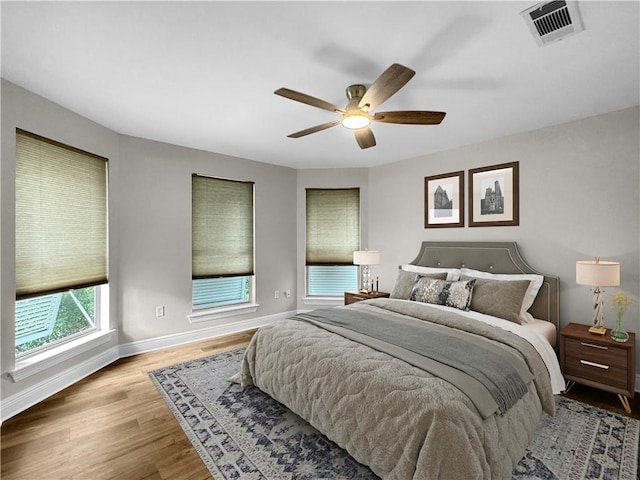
(2, 1), (639, 169)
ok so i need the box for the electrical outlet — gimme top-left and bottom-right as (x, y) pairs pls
(284, 290), (291, 298)
(155, 305), (165, 317)
(274, 290), (280, 299)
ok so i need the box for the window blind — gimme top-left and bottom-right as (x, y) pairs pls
(306, 188), (360, 265)
(192, 175), (254, 278)
(307, 265), (358, 296)
(192, 277), (249, 309)
(15, 130), (108, 300)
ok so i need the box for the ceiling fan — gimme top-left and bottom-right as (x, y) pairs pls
(274, 63), (446, 149)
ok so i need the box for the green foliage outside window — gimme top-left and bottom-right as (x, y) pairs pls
(16, 286), (96, 355)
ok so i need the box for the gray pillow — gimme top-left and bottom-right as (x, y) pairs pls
(461, 275), (531, 324)
(409, 277), (476, 311)
(390, 270), (447, 300)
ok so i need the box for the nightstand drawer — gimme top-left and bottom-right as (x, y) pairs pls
(563, 355), (628, 390)
(344, 291), (390, 305)
(345, 293), (369, 305)
(564, 337), (629, 368)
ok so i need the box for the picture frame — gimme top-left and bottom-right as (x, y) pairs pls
(468, 161), (519, 227)
(424, 170), (464, 228)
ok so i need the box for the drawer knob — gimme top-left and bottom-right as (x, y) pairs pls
(580, 342), (609, 350)
(580, 359), (610, 370)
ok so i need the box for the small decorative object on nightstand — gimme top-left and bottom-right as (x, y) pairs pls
(576, 257), (620, 335)
(344, 290), (390, 305)
(608, 291), (634, 343)
(560, 323), (635, 413)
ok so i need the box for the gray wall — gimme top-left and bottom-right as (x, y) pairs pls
(368, 107), (640, 372)
(117, 136), (297, 343)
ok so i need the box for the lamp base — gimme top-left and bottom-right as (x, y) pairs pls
(588, 326), (607, 335)
(361, 265), (371, 293)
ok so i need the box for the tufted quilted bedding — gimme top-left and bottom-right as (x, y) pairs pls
(239, 298), (557, 480)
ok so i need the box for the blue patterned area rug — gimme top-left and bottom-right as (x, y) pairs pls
(149, 348), (639, 480)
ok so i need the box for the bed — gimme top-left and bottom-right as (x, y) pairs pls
(238, 241), (564, 479)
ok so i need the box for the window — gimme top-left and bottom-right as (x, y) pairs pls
(15, 287), (98, 356)
(306, 188), (360, 296)
(192, 175), (254, 311)
(192, 277), (250, 309)
(14, 130), (108, 356)
(307, 266), (358, 297)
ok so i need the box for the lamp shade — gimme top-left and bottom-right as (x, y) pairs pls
(576, 260), (620, 287)
(353, 250), (380, 266)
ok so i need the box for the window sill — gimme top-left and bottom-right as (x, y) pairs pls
(188, 302), (260, 323)
(302, 296), (344, 306)
(10, 329), (116, 382)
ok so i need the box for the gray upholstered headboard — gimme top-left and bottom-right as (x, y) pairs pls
(409, 241), (560, 332)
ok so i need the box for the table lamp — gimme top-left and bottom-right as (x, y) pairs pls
(353, 250), (380, 293)
(576, 257), (620, 335)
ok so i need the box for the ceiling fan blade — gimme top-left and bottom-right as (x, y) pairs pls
(287, 120), (341, 138)
(373, 110), (446, 125)
(358, 64), (415, 111)
(354, 127), (376, 149)
(275, 88), (345, 114)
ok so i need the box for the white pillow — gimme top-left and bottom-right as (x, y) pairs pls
(401, 264), (461, 281)
(460, 267), (544, 324)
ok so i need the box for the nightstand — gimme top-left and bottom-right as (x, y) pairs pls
(560, 323), (636, 413)
(344, 291), (390, 305)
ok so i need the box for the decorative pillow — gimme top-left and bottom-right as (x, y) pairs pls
(460, 268), (544, 324)
(410, 277), (476, 311)
(462, 276), (531, 324)
(401, 264), (461, 281)
(390, 270), (448, 300)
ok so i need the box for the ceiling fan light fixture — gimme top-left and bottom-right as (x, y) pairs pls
(341, 112), (371, 130)
(275, 63), (445, 148)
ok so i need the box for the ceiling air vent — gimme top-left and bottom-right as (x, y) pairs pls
(521, 1), (584, 47)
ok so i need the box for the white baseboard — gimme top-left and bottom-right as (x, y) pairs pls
(1, 310), (295, 424)
(1, 346), (120, 424)
(119, 310), (293, 357)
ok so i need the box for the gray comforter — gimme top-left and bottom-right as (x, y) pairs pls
(239, 298), (555, 480)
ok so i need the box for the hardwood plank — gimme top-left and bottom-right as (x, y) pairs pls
(1, 428), (70, 463)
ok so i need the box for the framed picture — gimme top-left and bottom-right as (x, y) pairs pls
(468, 161), (519, 227)
(424, 170), (464, 228)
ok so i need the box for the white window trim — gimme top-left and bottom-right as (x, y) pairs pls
(188, 302), (260, 323)
(10, 328), (116, 382)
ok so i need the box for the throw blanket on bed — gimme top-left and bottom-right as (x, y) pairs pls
(293, 307), (533, 418)
(365, 298), (555, 416)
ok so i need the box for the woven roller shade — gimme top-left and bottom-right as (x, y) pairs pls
(192, 175), (254, 278)
(15, 130), (108, 299)
(306, 188), (360, 265)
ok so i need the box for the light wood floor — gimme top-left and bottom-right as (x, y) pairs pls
(1, 329), (256, 480)
(2, 329), (639, 480)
